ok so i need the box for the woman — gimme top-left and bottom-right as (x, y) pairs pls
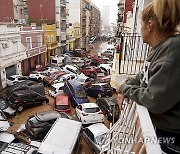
(117, 0), (180, 153)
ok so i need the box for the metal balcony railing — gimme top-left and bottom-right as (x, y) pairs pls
(119, 33), (149, 75)
(100, 100), (162, 154)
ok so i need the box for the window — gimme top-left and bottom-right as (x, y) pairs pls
(56, 7), (60, 14)
(56, 22), (60, 28)
(45, 35), (50, 43)
(26, 37), (32, 49)
(38, 35), (42, 47)
(84, 107), (100, 113)
(85, 129), (94, 142)
(51, 35), (54, 42)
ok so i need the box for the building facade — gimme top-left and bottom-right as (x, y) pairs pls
(43, 24), (58, 63)
(0, 25), (26, 88)
(21, 26), (46, 76)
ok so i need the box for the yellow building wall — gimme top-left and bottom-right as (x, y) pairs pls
(43, 24), (57, 63)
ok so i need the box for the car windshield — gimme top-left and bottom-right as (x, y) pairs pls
(0, 111), (7, 121)
(18, 76), (27, 80)
(84, 107), (100, 113)
(56, 105), (70, 110)
(102, 84), (111, 88)
(96, 133), (108, 146)
(75, 90), (87, 98)
(50, 86), (56, 92)
(8, 77), (14, 81)
(0, 100), (7, 110)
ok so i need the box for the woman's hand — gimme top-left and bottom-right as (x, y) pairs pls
(117, 93), (126, 110)
(117, 93), (130, 110)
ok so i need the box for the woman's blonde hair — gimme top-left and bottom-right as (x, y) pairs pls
(142, 0), (180, 35)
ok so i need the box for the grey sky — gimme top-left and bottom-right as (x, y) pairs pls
(91, 0), (119, 24)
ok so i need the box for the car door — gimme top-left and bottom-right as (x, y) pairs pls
(83, 128), (101, 153)
(98, 100), (106, 114)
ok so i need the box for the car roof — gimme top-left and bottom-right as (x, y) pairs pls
(68, 80), (83, 89)
(52, 83), (64, 88)
(12, 89), (38, 95)
(82, 103), (98, 108)
(56, 95), (69, 105)
(99, 97), (118, 105)
(87, 123), (109, 137)
(35, 111), (62, 121)
(65, 65), (78, 70)
(91, 83), (107, 86)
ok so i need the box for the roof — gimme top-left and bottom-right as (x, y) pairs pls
(87, 123), (109, 138)
(82, 103), (98, 108)
(38, 118), (82, 154)
(52, 83), (64, 89)
(55, 95), (69, 105)
(92, 83), (107, 86)
(68, 80), (83, 90)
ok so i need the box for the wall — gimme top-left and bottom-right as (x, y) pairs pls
(0, 25), (26, 87)
(0, 0), (14, 22)
(27, 0), (55, 25)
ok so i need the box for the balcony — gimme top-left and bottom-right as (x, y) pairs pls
(100, 101), (162, 154)
(26, 45), (47, 58)
(46, 42), (58, 50)
(61, 27), (66, 32)
(108, 33), (161, 153)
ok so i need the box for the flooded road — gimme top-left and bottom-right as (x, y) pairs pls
(8, 40), (116, 154)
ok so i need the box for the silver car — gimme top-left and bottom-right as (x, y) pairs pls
(83, 123), (109, 153)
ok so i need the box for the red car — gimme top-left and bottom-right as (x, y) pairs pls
(74, 49), (88, 57)
(54, 94), (71, 114)
(80, 66), (100, 77)
(43, 71), (66, 86)
(90, 55), (107, 66)
(98, 75), (111, 84)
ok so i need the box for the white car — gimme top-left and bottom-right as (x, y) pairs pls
(76, 73), (92, 86)
(83, 123), (109, 153)
(99, 64), (112, 75)
(6, 75), (28, 86)
(29, 71), (46, 82)
(75, 103), (104, 124)
(63, 65), (80, 75)
(48, 83), (64, 98)
(54, 73), (76, 83)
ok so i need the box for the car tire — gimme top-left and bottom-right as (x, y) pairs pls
(98, 93), (102, 98)
(17, 105), (23, 112)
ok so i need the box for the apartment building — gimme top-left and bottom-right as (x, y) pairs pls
(0, 25), (26, 88)
(27, 0), (69, 54)
(21, 26), (46, 76)
(0, 0), (27, 24)
(69, 0), (101, 50)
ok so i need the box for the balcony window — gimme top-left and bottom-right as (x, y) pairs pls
(51, 35), (54, 42)
(26, 37), (32, 49)
(45, 35), (50, 43)
(56, 7), (60, 14)
(56, 22), (60, 28)
(38, 35), (42, 47)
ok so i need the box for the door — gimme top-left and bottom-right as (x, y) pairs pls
(5, 65), (16, 78)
